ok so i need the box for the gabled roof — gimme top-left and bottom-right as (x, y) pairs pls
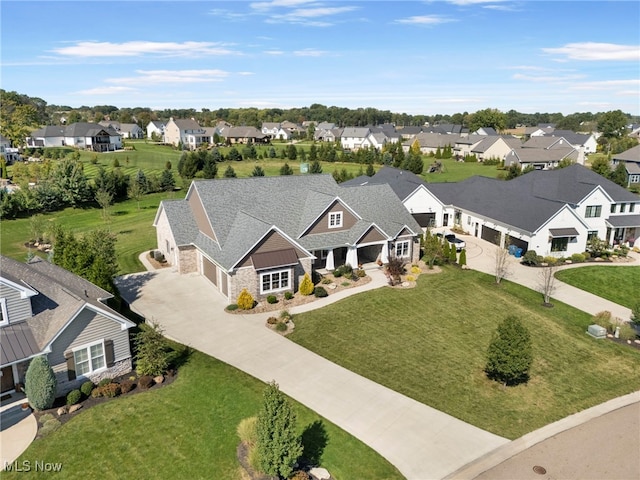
(342, 166), (427, 202)
(508, 146), (576, 163)
(64, 122), (119, 137)
(221, 126), (267, 139)
(410, 132), (461, 148)
(544, 130), (594, 146)
(0, 256), (134, 364)
(171, 118), (202, 131)
(612, 144), (640, 162)
(341, 127), (370, 138)
(522, 136), (570, 149)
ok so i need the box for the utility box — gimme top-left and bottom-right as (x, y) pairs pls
(587, 324), (607, 339)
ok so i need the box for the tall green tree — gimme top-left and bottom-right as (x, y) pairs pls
(309, 160), (323, 174)
(597, 110), (628, 139)
(590, 156), (612, 179)
(468, 108), (506, 133)
(610, 161), (628, 187)
(256, 382), (302, 478)
(485, 316), (533, 386)
(160, 168), (176, 191)
(24, 356), (57, 411)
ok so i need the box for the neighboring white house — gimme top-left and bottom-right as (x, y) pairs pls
(27, 123), (122, 152)
(147, 121), (166, 139)
(163, 118), (206, 149)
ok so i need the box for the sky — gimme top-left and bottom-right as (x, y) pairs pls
(1, 0), (639, 116)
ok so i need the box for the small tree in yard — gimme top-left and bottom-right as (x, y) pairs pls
(256, 382), (302, 479)
(385, 255), (406, 285)
(134, 323), (170, 376)
(25, 356), (57, 410)
(299, 273), (314, 296)
(493, 244), (511, 284)
(538, 264), (558, 306)
(459, 248), (467, 267)
(485, 316), (533, 386)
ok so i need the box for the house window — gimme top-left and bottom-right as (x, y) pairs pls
(620, 203), (626, 213)
(73, 341), (106, 376)
(630, 174), (640, 184)
(585, 205), (602, 218)
(630, 204), (636, 213)
(395, 240), (410, 257)
(328, 211), (343, 229)
(610, 204), (616, 213)
(551, 237), (569, 252)
(0, 298), (8, 326)
(260, 269), (290, 294)
(587, 231), (599, 242)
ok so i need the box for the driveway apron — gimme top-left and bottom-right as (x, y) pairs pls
(117, 268), (508, 480)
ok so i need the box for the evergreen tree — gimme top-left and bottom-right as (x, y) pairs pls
(24, 356), (57, 411)
(202, 155), (218, 179)
(268, 146), (277, 158)
(256, 382), (302, 479)
(160, 168), (176, 191)
(286, 144), (297, 160)
(309, 144), (317, 161)
(279, 163), (294, 176)
(251, 165), (265, 177)
(134, 323), (170, 376)
(449, 244), (457, 263)
(309, 160), (323, 174)
(223, 165), (237, 178)
(610, 161), (628, 187)
(590, 156), (612, 179)
(485, 316), (533, 386)
(459, 248), (467, 266)
(366, 163), (375, 177)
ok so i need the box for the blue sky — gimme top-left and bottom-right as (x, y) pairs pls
(2, 0), (639, 115)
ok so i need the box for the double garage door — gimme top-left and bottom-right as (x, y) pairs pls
(480, 226), (529, 253)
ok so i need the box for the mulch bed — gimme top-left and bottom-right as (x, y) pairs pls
(33, 370), (177, 434)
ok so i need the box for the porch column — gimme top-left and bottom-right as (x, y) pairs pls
(346, 246), (358, 268)
(325, 249), (335, 271)
(380, 242), (390, 264)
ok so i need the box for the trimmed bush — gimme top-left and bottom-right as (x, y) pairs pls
(138, 375), (154, 389)
(313, 286), (328, 298)
(226, 304), (239, 311)
(267, 316), (279, 325)
(299, 273), (314, 296)
(570, 253), (586, 263)
(542, 256), (558, 265)
(237, 289), (256, 310)
(66, 389), (82, 406)
(266, 295), (278, 304)
(98, 378), (112, 387)
(91, 383), (121, 398)
(356, 269), (366, 278)
(284, 291), (294, 300)
(410, 266), (421, 275)
(24, 356), (57, 411)
(459, 249), (467, 267)
(119, 379), (135, 394)
(406, 275), (415, 282)
(80, 381), (94, 397)
(275, 322), (288, 332)
(521, 250), (541, 266)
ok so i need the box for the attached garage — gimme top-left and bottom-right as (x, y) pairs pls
(508, 237), (528, 254)
(202, 256), (218, 286)
(412, 213), (436, 228)
(481, 225), (502, 245)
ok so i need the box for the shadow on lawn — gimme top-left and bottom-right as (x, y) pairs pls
(300, 420), (329, 468)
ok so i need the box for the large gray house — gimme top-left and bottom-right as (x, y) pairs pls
(0, 256), (135, 397)
(154, 175), (421, 303)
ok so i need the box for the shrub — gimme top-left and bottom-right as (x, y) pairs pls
(38, 413), (55, 425)
(266, 295), (278, 304)
(411, 266), (421, 275)
(39, 418), (62, 437)
(583, 251), (591, 259)
(119, 379), (135, 394)
(299, 273), (314, 296)
(267, 316), (279, 325)
(321, 277), (332, 284)
(66, 389), (82, 406)
(332, 269), (343, 278)
(406, 275), (415, 282)
(341, 281), (350, 287)
(226, 304), (239, 311)
(521, 250), (541, 266)
(619, 323), (637, 341)
(592, 311), (615, 333)
(284, 291), (294, 300)
(91, 383), (121, 398)
(356, 269), (366, 278)
(631, 300), (640, 325)
(279, 310), (291, 320)
(570, 253), (586, 263)
(542, 256), (558, 265)
(313, 286), (328, 298)
(237, 288), (256, 310)
(237, 416), (258, 446)
(98, 378), (112, 387)
(485, 316), (533, 386)
(459, 249), (467, 267)
(138, 375), (154, 389)
(135, 323), (170, 376)
(24, 356), (57, 411)
(80, 381), (94, 397)
(275, 322), (288, 332)
(291, 471), (311, 480)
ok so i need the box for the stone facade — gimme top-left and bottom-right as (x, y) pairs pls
(55, 358), (132, 396)
(178, 246), (197, 274)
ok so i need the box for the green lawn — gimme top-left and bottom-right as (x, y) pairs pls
(422, 157), (502, 183)
(4, 350), (402, 480)
(555, 266), (640, 309)
(1, 192), (175, 274)
(288, 267), (640, 439)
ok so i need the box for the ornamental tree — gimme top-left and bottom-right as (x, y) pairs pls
(485, 316), (533, 386)
(25, 356), (57, 411)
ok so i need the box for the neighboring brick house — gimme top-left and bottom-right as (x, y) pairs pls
(0, 256), (135, 397)
(154, 175), (421, 303)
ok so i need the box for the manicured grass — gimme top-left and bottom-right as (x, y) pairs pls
(422, 157), (502, 183)
(555, 266), (640, 309)
(0, 192), (175, 274)
(288, 267), (640, 439)
(4, 350), (402, 480)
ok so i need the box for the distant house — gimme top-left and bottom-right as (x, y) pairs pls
(0, 256), (135, 396)
(470, 136), (521, 162)
(544, 130), (597, 161)
(474, 127), (498, 136)
(100, 121), (144, 139)
(314, 123), (339, 142)
(0, 135), (20, 163)
(27, 123), (122, 152)
(340, 127), (372, 151)
(154, 175), (421, 303)
(524, 124), (555, 138)
(163, 118), (206, 149)
(220, 126), (269, 144)
(505, 147), (578, 170)
(261, 122), (281, 139)
(612, 144), (640, 187)
(407, 132), (461, 155)
(147, 121), (166, 139)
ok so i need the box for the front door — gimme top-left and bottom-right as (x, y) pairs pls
(1, 366), (15, 393)
(443, 214), (449, 227)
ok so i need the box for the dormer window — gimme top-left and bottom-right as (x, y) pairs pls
(329, 211), (343, 229)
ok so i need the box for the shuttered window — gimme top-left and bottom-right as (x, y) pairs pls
(73, 341), (106, 376)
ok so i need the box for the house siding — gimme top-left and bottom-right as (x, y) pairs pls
(49, 309), (132, 395)
(359, 227), (386, 244)
(238, 231), (307, 268)
(188, 191), (217, 241)
(305, 201), (358, 235)
(0, 285), (33, 324)
(155, 208), (178, 267)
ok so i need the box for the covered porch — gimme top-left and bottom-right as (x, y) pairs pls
(606, 215), (640, 247)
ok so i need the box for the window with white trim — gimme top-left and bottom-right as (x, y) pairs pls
(260, 269), (290, 294)
(73, 341), (106, 376)
(395, 240), (410, 257)
(328, 211), (343, 229)
(620, 203), (626, 213)
(630, 174), (640, 184)
(585, 205), (602, 218)
(0, 298), (8, 326)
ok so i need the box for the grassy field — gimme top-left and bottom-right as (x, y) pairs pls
(1, 192), (175, 274)
(555, 266), (640, 309)
(4, 350), (402, 480)
(288, 267), (640, 439)
(422, 157), (501, 183)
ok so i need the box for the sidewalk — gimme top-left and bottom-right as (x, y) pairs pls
(0, 394), (38, 470)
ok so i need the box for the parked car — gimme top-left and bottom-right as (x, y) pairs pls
(436, 232), (466, 251)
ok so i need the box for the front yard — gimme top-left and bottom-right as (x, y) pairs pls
(555, 266), (640, 309)
(288, 266), (640, 439)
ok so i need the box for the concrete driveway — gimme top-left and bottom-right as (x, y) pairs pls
(117, 267), (508, 480)
(0, 396), (38, 469)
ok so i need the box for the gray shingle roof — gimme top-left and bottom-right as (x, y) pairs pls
(613, 144), (640, 162)
(342, 166), (427, 201)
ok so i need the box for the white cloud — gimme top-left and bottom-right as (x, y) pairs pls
(264, 50), (285, 55)
(76, 86), (136, 95)
(512, 73), (584, 83)
(106, 69), (230, 85)
(395, 15), (456, 26)
(293, 48), (329, 57)
(445, 0), (507, 4)
(52, 41), (238, 58)
(569, 79), (640, 90)
(250, 0), (317, 11)
(542, 42), (640, 61)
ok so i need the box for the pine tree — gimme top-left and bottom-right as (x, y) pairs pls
(459, 248), (467, 266)
(256, 382), (302, 478)
(309, 160), (323, 174)
(485, 316), (533, 386)
(223, 165), (237, 178)
(279, 163), (294, 176)
(366, 163), (375, 177)
(251, 165), (265, 177)
(449, 245), (457, 263)
(25, 356), (57, 411)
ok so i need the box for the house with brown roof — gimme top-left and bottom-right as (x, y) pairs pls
(0, 256), (135, 397)
(153, 175), (421, 304)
